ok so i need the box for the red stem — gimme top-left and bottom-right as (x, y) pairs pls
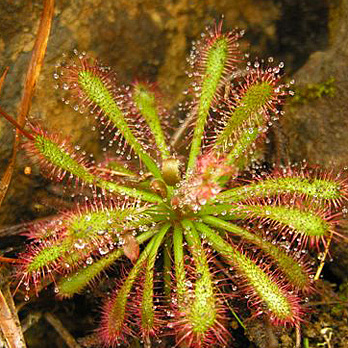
(0, 106), (34, 140)
(0, 256), (26, 264)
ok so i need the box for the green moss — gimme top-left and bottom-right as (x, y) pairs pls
(291, 77), (335, 105)
(331, 282), (348, 317)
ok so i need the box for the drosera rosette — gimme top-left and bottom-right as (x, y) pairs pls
(1, 21), (346, 347)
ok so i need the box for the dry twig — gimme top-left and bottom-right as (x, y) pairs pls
(0, 284), (26, 348)
(44, 312), (81, 348)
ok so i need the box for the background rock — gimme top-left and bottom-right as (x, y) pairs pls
(282, 0), (348, 167)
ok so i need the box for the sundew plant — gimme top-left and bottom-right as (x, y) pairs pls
(7, 22), (348, 347)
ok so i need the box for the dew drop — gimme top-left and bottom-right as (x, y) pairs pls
(74, 239), (86, 249)
(99, 246), (109, 255)
(86, 257), (93, 265)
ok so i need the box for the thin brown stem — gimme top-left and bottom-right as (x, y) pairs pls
(295, 326), (301, 348)
(170, 112), (193, 149)
(0, 256), (26, 264)
(314, 231), (333, 281)
(0, 67), (9, 94)
(0, 284), (27, 348)
(44, 312), (82, 348)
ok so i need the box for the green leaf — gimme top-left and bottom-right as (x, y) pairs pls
(33, 134), (162, 203)
(133, 83), (170, 160)
(187, 35), (234, 173)
(180, 220), (218, 340)
(100, 223), (170, 340)
(78, 70), (162, 178)
(216, 176), (346, 204)
(194, 221), (300, 324)
(215, 81), (273, 153)
(57, 227), (162, 297)
(201, 215), (311, 289)
(173, 224), (186, 305)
